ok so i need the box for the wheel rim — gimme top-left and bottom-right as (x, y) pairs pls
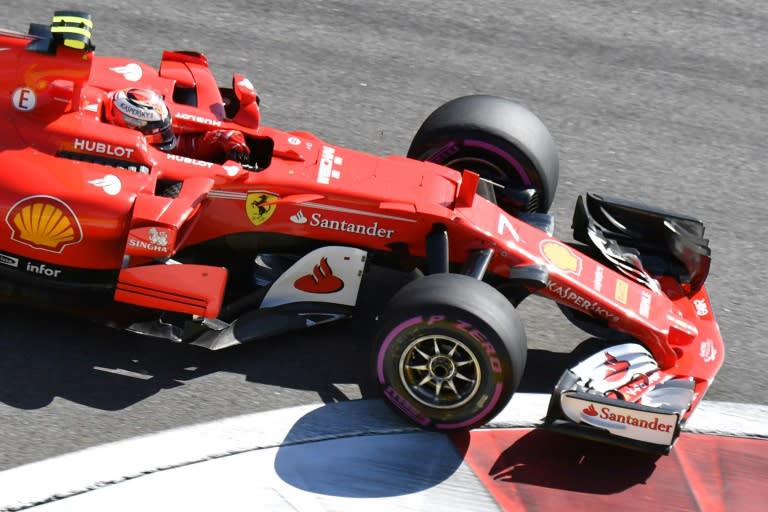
(443, 156), (510, 184)
(398, 334), (482, 409)
(426, 139), (532, 188)
(443, 154), (540, 212)
(429, 141), (542, 212)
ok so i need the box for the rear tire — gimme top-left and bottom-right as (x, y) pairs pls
(408, 95), (559, 213)
(374, 274), (527, 430)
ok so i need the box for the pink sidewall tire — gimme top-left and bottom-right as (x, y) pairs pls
(374, 273), (527, 431)
(408, 95), (559, 213)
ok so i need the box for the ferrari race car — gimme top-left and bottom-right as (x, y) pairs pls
(0, 12), (724, 453)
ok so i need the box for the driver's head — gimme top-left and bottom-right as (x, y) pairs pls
(107, 88), (175, 150)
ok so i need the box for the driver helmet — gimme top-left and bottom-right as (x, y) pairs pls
(106, 88), (175, 150)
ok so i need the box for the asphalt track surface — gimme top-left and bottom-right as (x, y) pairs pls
(1, 0), (766, 473)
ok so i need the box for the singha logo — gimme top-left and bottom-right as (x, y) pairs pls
(148, 227), (168, 247)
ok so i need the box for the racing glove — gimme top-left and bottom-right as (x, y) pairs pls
(175, 129), (251, 164)
(205, 129), (251, 164)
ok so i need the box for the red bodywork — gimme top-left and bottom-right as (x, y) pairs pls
(0, 29), (723, 418)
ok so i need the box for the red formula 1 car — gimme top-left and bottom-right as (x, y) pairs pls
(0, 12), (724, 453)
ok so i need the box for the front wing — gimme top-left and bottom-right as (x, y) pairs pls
(545, 343), (697, 453)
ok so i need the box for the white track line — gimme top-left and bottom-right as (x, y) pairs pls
(0, 396), (764, 511)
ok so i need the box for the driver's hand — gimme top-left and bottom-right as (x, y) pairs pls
(202, 129), (251, 164)
(226, 146), (250, 165)
(220, 130), (250, 164)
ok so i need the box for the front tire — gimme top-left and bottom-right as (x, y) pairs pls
(374, 274), (527, 430)
(408, 95), (559, 213)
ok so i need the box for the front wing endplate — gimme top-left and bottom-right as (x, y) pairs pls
(545, 342), (694, 453)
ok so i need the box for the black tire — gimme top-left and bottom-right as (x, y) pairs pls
(408, 95), (559, 213)
(374, 273), (527, 430)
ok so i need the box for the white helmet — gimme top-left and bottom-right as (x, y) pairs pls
(107, 88), (175, 150)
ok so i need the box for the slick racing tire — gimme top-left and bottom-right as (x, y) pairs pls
(408, 95), (559, 213)
(374, 273), (527, 430)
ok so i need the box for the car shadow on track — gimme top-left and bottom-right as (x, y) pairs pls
(0, 265), (610, 411)
(273, 401), (467, 500)
(449, 428), (662, 502)
(0, 300), (604, 411)
(480, 429), (660, 493)
(0, 306), (374, 410)
(0, 267), (376, 409)
(0, 303), (203, 410)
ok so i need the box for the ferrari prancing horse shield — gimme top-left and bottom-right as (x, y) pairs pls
(245, 191), (279, 226)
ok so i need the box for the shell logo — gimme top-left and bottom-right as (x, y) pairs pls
(6, 196), (83, 253)
(540, 239), (582, 275)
